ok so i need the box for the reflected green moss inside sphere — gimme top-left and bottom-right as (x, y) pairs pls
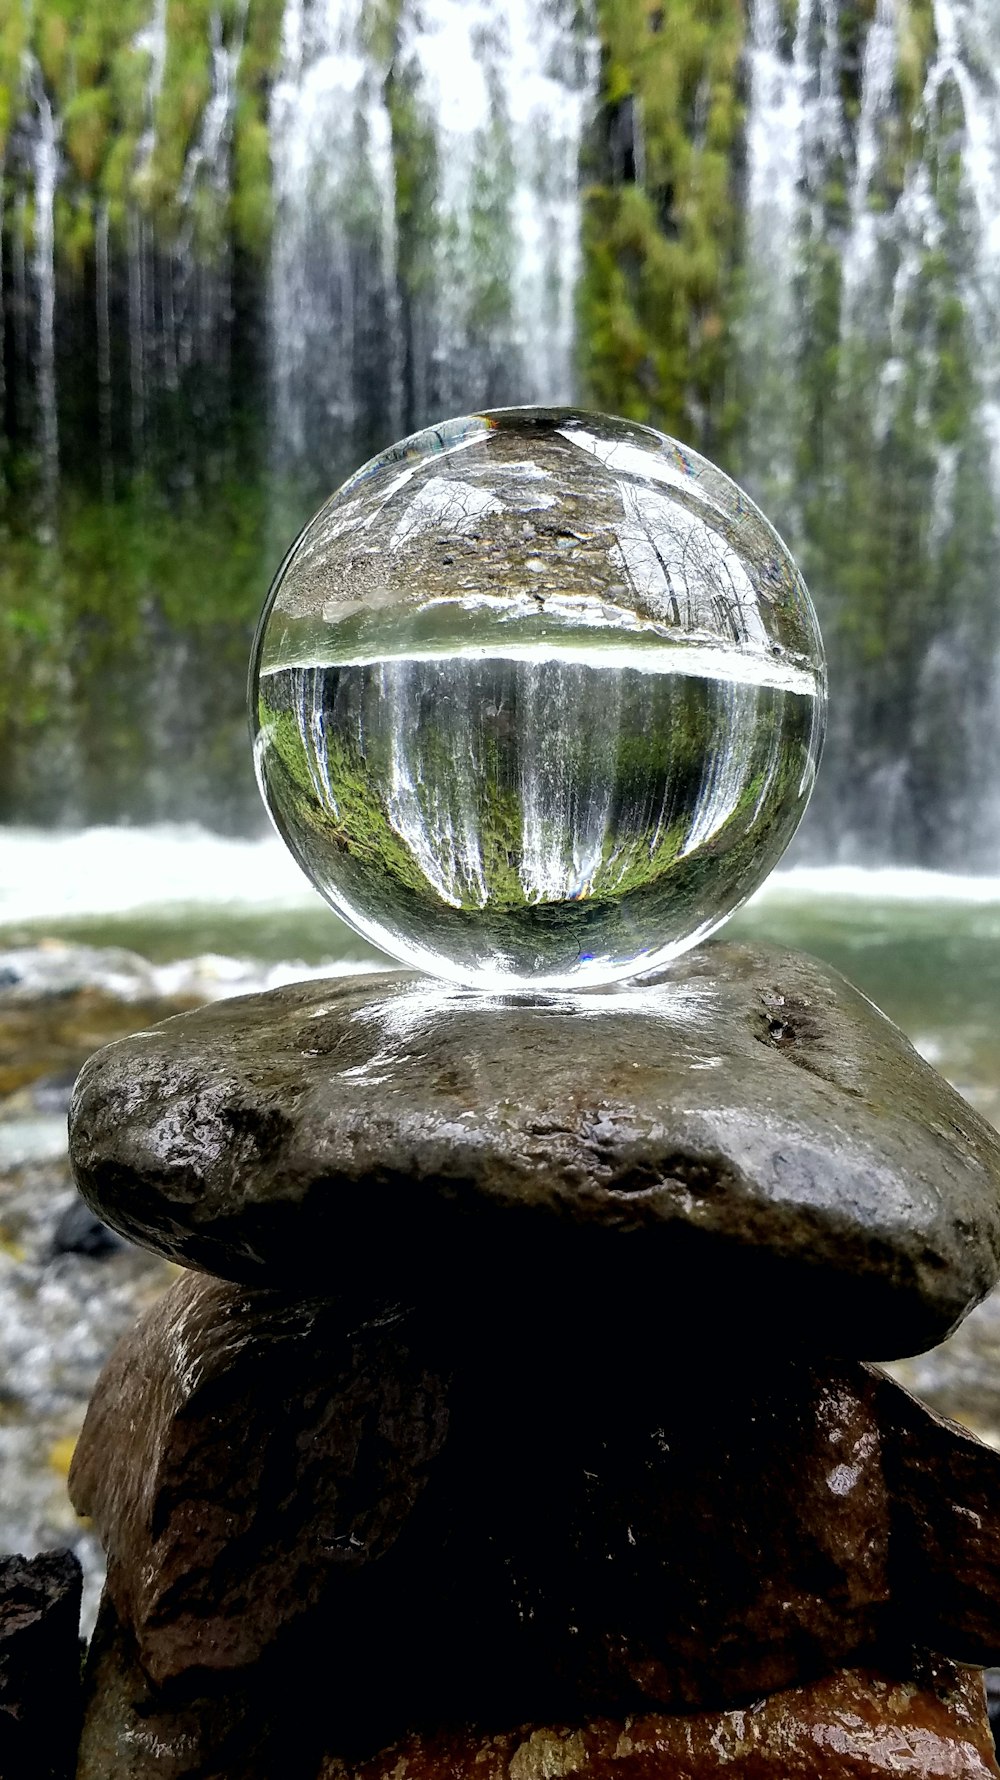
(250, 408), (826, 988)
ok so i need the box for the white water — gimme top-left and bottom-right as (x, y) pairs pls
(27, 63), (59, 514)
(269, 0), (400, 467)
(2, 827), (999, 932)
(268, 0), (595, 473)
(743, 0), (1000, 470)
(0, 827), (388, 1001)
(400, 0), (594, 412)
(0, 827), (318, 924)
(181, 2), (248, 212)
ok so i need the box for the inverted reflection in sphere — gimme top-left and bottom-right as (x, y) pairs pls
(250, 409), (826, 988)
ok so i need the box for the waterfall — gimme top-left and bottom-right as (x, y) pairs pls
(740, 0), (1000, 865)
(1, 0), (999, 859)
(268, 0), (401, 484)
(27, 63), (59, 517)
(397, 0), (594, 418)
(123, 0), (245, 464)
(267, 0), (595, 492)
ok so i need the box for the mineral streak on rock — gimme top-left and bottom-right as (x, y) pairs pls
(0, 1548), (82, 1780)
(317, 1660), (1000, 1780)
(69, 1271), (1000, 1726)
(68, 944), (1000, 1356)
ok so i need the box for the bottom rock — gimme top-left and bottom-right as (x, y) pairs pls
(0, 1549), (82, 1780)
(319, 1659), (1000, 1780)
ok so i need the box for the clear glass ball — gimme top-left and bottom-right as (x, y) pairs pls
(250, 408), (826, 989)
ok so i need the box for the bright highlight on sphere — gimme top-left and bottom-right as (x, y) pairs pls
(250, 408), (826, 989)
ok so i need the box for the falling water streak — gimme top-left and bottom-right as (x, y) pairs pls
(869, 2), (1000, 504)
(95, 205), (113, 499)
(161, 260), (179, 394)
(180, 0), (247, 407)
(180, 2), (248, 208)
(401, 0), (594, 410)
(269, 0), (399, 474)
(681, 683), (750, 857)
(29, 80), (59, 519)
(382, 661), (485, 910)
(505, 1), (594, 404)
(740, 0), (811, 509)
(141, 221), (159, 459)
(930, 0), (1000, 480)
(268, 0), (595, 475)
(0, 155), (6, 446)
(518, 661), (617, 904)
(134, 0), (168, 173)
(127, 212), (145, 459)
(840, 0), (897, 330)
(296, 672), (340, 821)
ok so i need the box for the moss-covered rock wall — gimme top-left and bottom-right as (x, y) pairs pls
(0, 0), (998, 863)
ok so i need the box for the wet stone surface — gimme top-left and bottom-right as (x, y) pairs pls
(316, 1661), (1000, 1780)
(70, 944), (1000, 1356)
(69, 1268), (1000, 1726)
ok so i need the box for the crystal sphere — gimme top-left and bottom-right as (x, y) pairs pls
(250, 408), (826, 989)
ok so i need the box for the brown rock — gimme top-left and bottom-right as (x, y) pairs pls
(76, 1593), (302, 1780)
(67, 946), (1000, 1357)
(0, 1548), (82, 1780)
(317, 1659), (1000, 1780)
(68, 1270), (449, 1686)
(881, 1377), (1000, 1666)
(68, 1271), (1000, 1736)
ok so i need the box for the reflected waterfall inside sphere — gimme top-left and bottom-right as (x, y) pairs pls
(251, 408), (827, 988)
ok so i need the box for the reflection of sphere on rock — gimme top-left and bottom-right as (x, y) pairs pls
(250, 408), (826, 988)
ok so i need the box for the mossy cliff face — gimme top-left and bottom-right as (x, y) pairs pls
(0, 0), (998, 868)
(729, 0), (1000, 864)
(578, 0), (1000, 862)
(1, 0), (283, 263)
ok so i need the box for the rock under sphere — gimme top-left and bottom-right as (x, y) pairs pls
(69, 1271), (1000, 1727)
(68, 945), (1000, 1355)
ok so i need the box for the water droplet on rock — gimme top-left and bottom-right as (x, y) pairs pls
(250, 408), (826, 988)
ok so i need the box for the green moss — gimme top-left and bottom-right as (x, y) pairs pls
(0, 0), (286, 264)
(580, 0), (745, 446)
(0, 470), (275, 823)
(64, 88), (111, 181)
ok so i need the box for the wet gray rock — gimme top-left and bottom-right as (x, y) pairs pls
(0, 1548), (82, 1779)
(0, 1150), (173, 1637)
(50, 1194), (126, 1260)
(69, 945), (1000, 1356)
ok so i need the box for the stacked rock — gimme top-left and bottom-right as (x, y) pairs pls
(66, 943), (1000, 1779)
